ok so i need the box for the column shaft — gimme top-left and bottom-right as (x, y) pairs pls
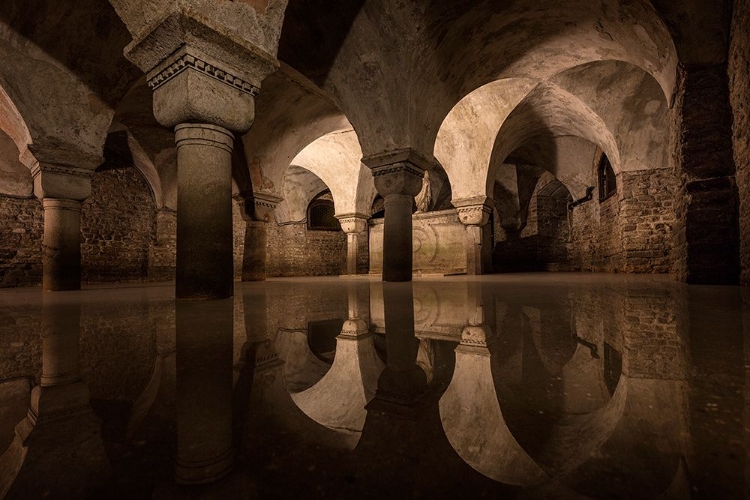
(242, 221), (267, 281)
(42, 199), (82, 291)
(347, 232), (360, 275)
(383, 194), (414, 282)
(465, 225), (483, 275)
(175, 124), (235, 299)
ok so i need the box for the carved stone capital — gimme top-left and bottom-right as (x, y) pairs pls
(335, 213), (370, 234)
(124, 10), (279, 88)
(363, 149), (432, 198)
(148, 45), (264, 133)
(453, 197), (493, 226)
(234, 190), (282, 222)
(22, 145), (100, 201)
(339, 319), (370, 339)
(460, 325), (493, 348)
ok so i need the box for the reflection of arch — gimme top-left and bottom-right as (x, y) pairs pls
(439, 335), (548, 486)
(291, 331), (384, 444)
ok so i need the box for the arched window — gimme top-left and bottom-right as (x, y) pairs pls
(307, 191), (341, 231)
(597, 153), (616, 202)
(370, 194), (385, 219)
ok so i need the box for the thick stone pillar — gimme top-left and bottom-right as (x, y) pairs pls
(672, 64), (740, 284)
(363, 149), (428, 282)
(337, 214), (370, 275)
(25, 149), (98, 291)
(235, 191), (281, 281)
(454, 197), (493, 275)
(174, 123), (235, 299)
(134, 43), (276, 298)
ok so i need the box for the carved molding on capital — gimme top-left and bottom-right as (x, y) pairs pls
(453, 197), (492, 226)
(124, 10), (279, 86)
(361, 148), (434, 172)
(339, 319), (370, 338)
(234, 190), (282, 222)
(336, 213), (370, 234)
(460, 324), (493, 348)
(147, 48), (260, 96)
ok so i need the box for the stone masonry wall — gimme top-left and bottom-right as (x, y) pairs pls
(731, 0), (750, 284)
(670, 64), (740, 284)
(148, 209), (176, 282)
(81, 165), (156, 283)
(569, 187), (623, 272)
(619, 169), (679, 273)
(0, 196), (43, 287)
(266, 223), (346, 277)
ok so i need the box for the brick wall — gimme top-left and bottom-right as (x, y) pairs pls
(670, 64), (740, 284)
(731, 0), (750, 284)
(148, 208), (176, 282)
(266, 223), (346, 277)
(568, 187), (623, 272)
(620, 169), (679, 273)
(0, 196), (43, 287)
(81, 165), (156, 283)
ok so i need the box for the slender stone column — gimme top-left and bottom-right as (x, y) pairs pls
(337, 214), (370, 275)
(454, 197), (493, 275)
(363, 149), (429, 282)
(174, 124), (235, 299)
(24, 148), (98, 291)
(41, 199), (83, 291)
(235, 191), (281, 281)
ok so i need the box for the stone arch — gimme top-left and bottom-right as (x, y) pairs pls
(279, 129), (376, 218)
(0, 84), (31, 162)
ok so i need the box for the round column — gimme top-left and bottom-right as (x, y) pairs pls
(383, 194), (414, 282)
(42, 199), (82, 291)
(175, 124), (235, 300)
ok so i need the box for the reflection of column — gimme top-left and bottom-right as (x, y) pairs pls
(454, 197), (493, 275)
(440, 315), (546, 486)
(337, 214), (370, 275)
(235, 191), (282, 281)
(25, 148), (99, 291)
(175, 299), (235, 484)
(0, 294), (108, 498)
(363, 150), (428, 282)
(375, 282), (426, 404)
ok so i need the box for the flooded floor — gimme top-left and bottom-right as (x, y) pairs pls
(0, 274), (747, 499)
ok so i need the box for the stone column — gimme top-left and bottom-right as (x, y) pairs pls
(363, 149), (428, 282)
(25, 149), (99, 291)
(235, 191), (281, 281)
(337, 214), (370, 275)
(138, 46), (276, 298)
(174, 123), (235, 299)
(454, 197), (493, 275)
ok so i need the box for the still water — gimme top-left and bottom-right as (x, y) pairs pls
(0, 274), (746, 499)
